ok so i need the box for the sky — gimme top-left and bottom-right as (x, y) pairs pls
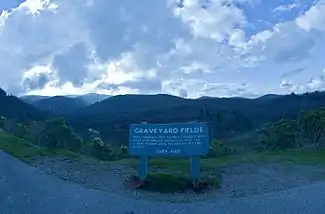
(0, 0), (324, 98)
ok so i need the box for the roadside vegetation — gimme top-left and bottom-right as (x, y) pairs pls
(2, 91), (325, 193)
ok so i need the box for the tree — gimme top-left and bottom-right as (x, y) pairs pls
(0, 88), (6, 98)
(298, 108), (325, 148)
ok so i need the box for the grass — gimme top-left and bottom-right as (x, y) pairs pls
(2, 127), (325, 172)
(0, 130), (80, 163)
(261, 148), (325, 164)
(118, 149), (325, 194)
(115, 154), (261, 173)
(116, 148), (325, 175)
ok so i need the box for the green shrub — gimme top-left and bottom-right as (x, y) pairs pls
(257, 119), (298, 151)
(80, 138), (113, 161)
(297, 108), (325, 148)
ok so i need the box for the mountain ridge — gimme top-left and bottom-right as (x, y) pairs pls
(32, 96), (88, 115)
(0, 88), (52, 121)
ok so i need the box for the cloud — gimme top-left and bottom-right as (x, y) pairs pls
(280, 67), (306, 78)
(162, 77), (259, 98)
(0, 0), (89, 92)
(96, 83), (120, 93)
(296, 0), (325, 31)
(273, 2), (298, 13)
(23, 73), (51, 90)
(120, 78), (162, 92)
(97, 77), (162, 94)
(279, 68), (325, 93)
(243, 21), (317, 63)
(280, 80), (295, 89)
(178, 88), (188, 98)
(0, 0), (325, 98)
(173, 0), (247, 44)
(52, 43), (93, 87)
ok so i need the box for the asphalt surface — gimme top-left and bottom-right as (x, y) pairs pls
(1, 150), (325, 214)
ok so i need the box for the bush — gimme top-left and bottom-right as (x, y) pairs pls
(42, 118), (82, 151)
(80, 138), (113, 161)
(256, 119), (298, 151)
(207, 139), (242, 157)
(297, 108), (325, 148)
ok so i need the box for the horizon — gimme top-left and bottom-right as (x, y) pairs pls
(16, 90), (311, 100)
(1, 1), (325, 99)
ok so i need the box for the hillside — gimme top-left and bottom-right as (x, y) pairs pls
(32, 96), (88, 115)
(74, 94), (187, 115)
(0, 88), (51, 121)
(74, 93), (110, 105)
(65, 91), (325, 145)
(6, 89), (325, 147)
(20, 95), (50, 104)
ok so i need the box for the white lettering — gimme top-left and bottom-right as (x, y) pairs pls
(134, 128), (143, 133)
(134, 125), (203, 135)
(148, 128), (157, 134)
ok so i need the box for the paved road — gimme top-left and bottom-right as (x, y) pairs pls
(1, 151), (325, 214)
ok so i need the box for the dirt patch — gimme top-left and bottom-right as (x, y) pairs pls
(30, 156), (325, 203)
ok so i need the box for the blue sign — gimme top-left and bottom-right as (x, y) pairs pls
(129, 122), (209, 157)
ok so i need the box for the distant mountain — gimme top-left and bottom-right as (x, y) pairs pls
(257, 94), (282, 101)
(20, 95), (50, 103)
(74, 94), (187, 115)
(74, 93), (110, 105)
(65, 91), (325, 145)
(32, 96), (88, 115)
(0, 88), (51, 121)
(197, 96), (213, 99)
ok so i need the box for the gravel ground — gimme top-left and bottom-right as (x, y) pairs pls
(2, 151), (325, 214)
(30, 155), (325, 203)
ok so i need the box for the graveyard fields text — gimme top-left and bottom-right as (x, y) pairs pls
(130, 126), (207, 154)
(133, 126), (204, 134)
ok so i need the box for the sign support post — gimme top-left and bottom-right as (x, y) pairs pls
(139, 156), (148, 182)
(190, 156), (200, 182)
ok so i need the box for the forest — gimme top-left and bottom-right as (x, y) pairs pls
(1, 87), (325, 161)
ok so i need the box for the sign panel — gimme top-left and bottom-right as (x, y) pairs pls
(129, 122), (209, 156)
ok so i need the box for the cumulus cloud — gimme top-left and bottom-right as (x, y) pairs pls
(173, 0), (247, 44)
(296, 0), (325, 31)
(0, 0), (325, 98)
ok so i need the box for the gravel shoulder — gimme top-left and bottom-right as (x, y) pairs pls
(2, 150), (325, 214)
(30, 155), (325, 203)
